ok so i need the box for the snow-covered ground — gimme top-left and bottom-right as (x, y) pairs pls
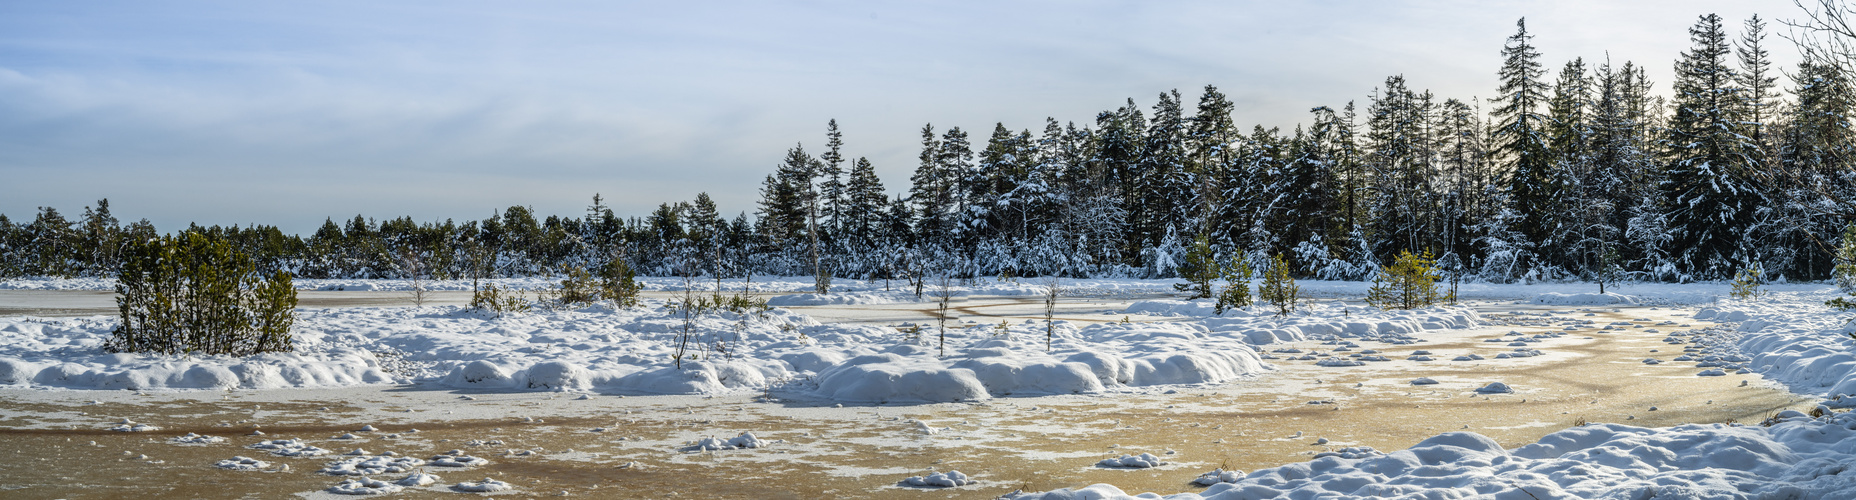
(1004, 287), (1856, 500)
(3, 277), (1854, 498)
(0, 290), (1474, 404)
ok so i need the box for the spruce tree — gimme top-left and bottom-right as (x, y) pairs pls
(1135, 90), (1192, 253)
(819, 119), (848, 231)
(1738, 15), (1778, 160)
(1663, 13), (1760, 279)
(844, 157), (886, 237)
(1188, 85), (1236, 232)
(1492, 19), (1554, 263)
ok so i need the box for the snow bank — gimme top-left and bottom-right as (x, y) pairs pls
(1009, 415), (1856, 500)
(1530, 292), (1640, 305)
(1688, 290), (1856, 399)
(901, 470), (973, 488)
(0, 300), (1292, 403)
(1128, 300), (1478, 345)
(766, 291), (922, 306)
(0, 280), (1498, 403)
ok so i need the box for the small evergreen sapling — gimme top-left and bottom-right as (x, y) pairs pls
(1173, 235), (1218, 299)
(1257, 253), (1299, 316)
(554, 264), (600, 307)
(1214, 249), (1252, 315)
(1366, 250), (1449, 310)
(1041, 275), (1063, 352)
(1729, 263), (1766, 301)
(599, 256), (642, 308)
(1830, 224), (1856, 313)
(1834, 223), (1856, 294)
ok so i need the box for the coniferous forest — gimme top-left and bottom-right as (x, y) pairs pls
(3, 15), (1852, 284)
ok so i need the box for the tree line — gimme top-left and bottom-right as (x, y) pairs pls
(2, 14), (1851, 284)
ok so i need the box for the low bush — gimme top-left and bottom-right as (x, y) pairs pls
(106, 232), (296, 356)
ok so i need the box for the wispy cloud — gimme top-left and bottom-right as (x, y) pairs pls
(0, 0), (1798, 233)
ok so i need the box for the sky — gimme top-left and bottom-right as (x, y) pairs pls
(0, 0), (1805, 235)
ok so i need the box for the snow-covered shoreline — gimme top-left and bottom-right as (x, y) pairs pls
(0, 296), (1477, 402)
(1004, 287), (1856, 499)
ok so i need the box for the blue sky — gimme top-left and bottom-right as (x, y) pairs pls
(0, 0), (1799, 234)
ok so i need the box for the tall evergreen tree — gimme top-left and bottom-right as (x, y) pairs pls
(819, 119), (848, 231)
(1492, 18), (1554, 260)
(1662, 13), (1761, 279)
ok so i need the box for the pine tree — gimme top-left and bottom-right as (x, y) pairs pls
(1663, 14), (1761, 279)
(1366, 250), (1447, 310)
(1172, 234), (1217, 299)
(1215, 248), (1253, 314)
(1257, 253), (1299, 315)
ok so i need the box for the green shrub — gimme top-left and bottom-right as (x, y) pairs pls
(1367, 250), (1449, 310)
(554, 264), (601, 306)
(599, 257), (642, 308)
(469, 282), (529, 317)
(1730, 263), (1765, 301)
(1258, 253), (1299, 316)
(1173, 235), (1218, 299)
(1214, 249), (1253, 315)
(106, 232), (296, 356)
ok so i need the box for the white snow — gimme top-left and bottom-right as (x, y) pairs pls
(452, 478), (514, 493)
(690, 432), (766, 451)
(319, 455), (426, 476)
(1097, 453), (1167, 468)
(1530, 292), (1641, 305)
(901, 470), (973, 488)
(170, 433), (225, 444)
(328, 477), (402, 495)
(214, 456), (271, 471)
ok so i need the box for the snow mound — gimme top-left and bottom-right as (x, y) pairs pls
(250, 439), (332, 457)
(396, 472), (441, 487)
(901, 470), (972, 488)
(452, 478), (514, 493)
(1097, 453), (1166, 468)
(328, 477), (402, 495)
(1192, 468), (1244, 486)
(214, 456), (271, 471)
(170, 433), (224, 444)
(1530, 292), (1640, 305)
(429, 452), (489, 467)
(691, 432), (765, 451)
(319, 455), (426, 476)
